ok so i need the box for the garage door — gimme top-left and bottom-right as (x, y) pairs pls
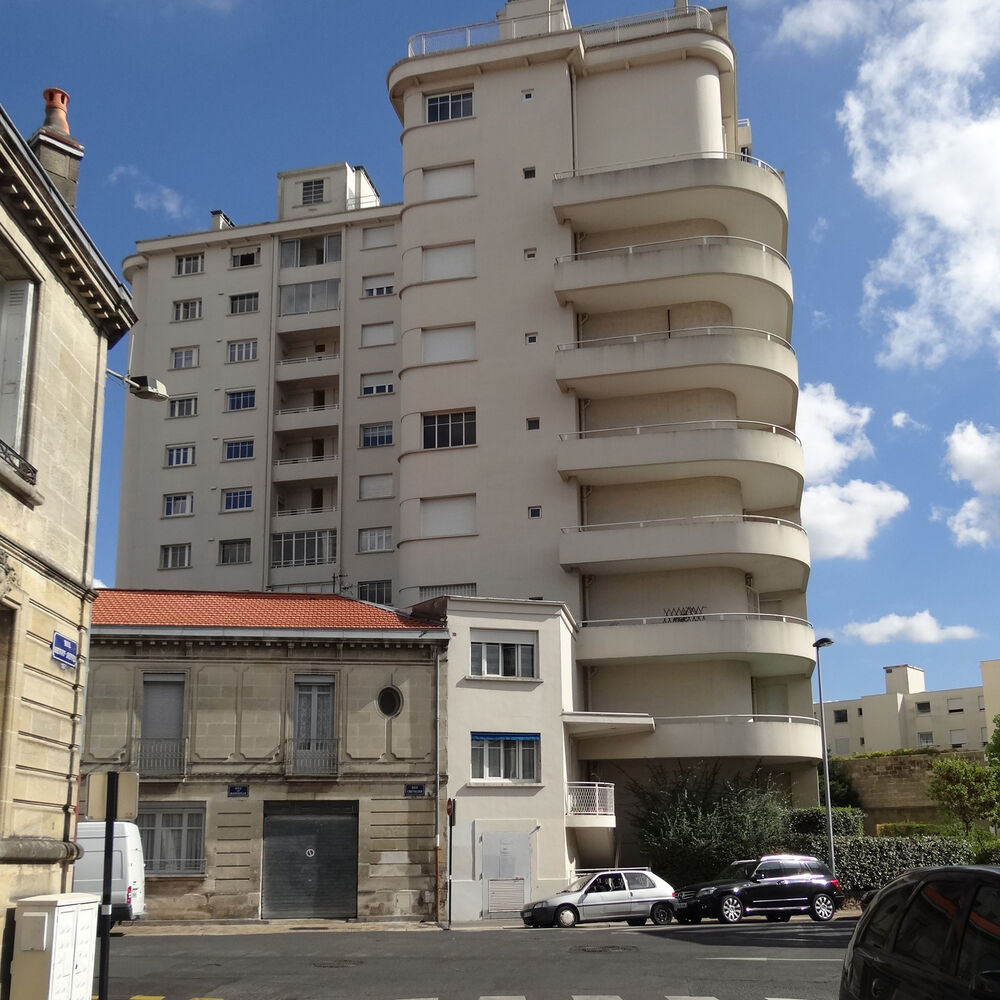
(261, 801), (358, 919)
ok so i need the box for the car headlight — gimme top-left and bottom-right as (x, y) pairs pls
(533, 901), (545, 909)
(697, 887), (716, 897)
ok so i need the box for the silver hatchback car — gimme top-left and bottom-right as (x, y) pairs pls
(521, 868), (676, 928)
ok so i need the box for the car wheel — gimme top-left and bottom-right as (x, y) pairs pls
(555, 905), (578, 928)
(650, 902), (673, 925)
(626, 917), (647, 927)
(718, 894), (744, 923)
(809, 893), (836, 922)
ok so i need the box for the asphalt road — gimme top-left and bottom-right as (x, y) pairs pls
(95, 913), (858, 1000)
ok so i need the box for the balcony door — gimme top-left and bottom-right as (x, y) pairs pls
(140, 674), (185, 775)
(293, 677), (335, 775)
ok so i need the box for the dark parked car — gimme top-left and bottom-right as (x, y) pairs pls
(520, 868), (675, 928)
(841, 865), (1000, 999)
(673, 853), (843, 924)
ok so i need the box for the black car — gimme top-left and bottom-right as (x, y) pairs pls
(673, 853), (843, 924)
(841, 865), (1000, 999)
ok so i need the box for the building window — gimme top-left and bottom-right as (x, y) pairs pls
(137, 804), (205, 875)
(362, 274), (394, 297)
(916, 701), (931, 714)
(175, 253), (204, 276)
(223, 488), (252, 511)
(172, 300), (202, 322)
(359, 526), (392, 553)
(834, 738), (850, 755)
(271, 529), (336, 568)
(159, 543), (191, 569)
(526, 417), (540, 430)
(522, 167), (536, 179)
(528, 506), (541, 519)
(423, 163), (474, 200)
(166, 444), (194, 467)
(420, 495), (475, 537)
(833, 709), (848, 724)
(525, 332), (537, 345)
(980, 695), (987, 711)
(950, 729), (968, 749)
(357, 580), (392, 604)
(219, 538), (251, 565)
(362, 226), (395, 249)
(171, 346), (198, 369)
(163, 493), (193, 517)
(360, 422), (393, 448)
(426, 90), (473, 123)
(280, 234), (341, 268)
(168, 396), (197, 418)
(279, 279), (340, 315)
(292, 677), (336, 775)
(422, 243), (475, 281)
(360, 322), (395, 348)
(377, 686), (402, 717)
(523, 248), (537, 260)
(0, 274), (36, 455)
(421, 325), (475, 363)
(227, 339), (258, 363)
(301, 178), (325, 206)
(231, 246), (260, 268)
(359, 473), (393, 499)
(470, 633), (537, 679)
(225, 389), (256, 411)
(229, 292), (259, 315)
(361, 372), (393, 396)
(471, 733), (538, 782)
(857, 707), (864, 716)
(948, 697), (964, 714)
(423, 410), (475, 448)
(224, 438), (254, 461)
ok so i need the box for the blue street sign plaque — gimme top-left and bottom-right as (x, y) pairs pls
(51, 632), (78, 669)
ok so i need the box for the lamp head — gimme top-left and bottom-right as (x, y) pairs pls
(813, 637), (834, 650)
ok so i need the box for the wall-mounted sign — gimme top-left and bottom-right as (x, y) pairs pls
(51, 632), (78, 670)
(404, 783), (425, 798)
(227, 785), (250, 798)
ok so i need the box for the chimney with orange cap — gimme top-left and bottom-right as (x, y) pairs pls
(28, 88), (85, 211)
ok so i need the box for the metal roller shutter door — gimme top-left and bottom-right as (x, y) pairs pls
(261, 801), (358, 919)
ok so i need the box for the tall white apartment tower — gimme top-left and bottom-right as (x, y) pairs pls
(118, 0), (820, 840)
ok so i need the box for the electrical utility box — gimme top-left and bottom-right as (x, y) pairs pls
(10, 893), (99, 1000)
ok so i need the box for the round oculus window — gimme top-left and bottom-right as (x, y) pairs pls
(377, 686), (402, 717)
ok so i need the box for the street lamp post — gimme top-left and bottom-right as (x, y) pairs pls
(813, 636), (836, 876)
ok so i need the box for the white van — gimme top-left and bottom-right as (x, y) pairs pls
(73, 821), (146, 924)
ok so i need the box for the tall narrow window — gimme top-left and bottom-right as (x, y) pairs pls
(293, 677), (336, 775)
(0, 276), (35, 452)
(140, 674), (185, 775)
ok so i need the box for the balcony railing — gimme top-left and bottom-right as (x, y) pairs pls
(284, 738), (339, 777)
(561, 513), (807, 536)
(566, 781), (615, 816)
(273, 453), (340, 466)
(0, 437), (37, 485)
(555, 234), (789, 270)
(407, 6), (714, 57)
(274, 403), (340, 417)
(559, 418), (800, 445)
(276, 353), (340, 368)
(556, 324), (792, 353)
(553, 149), (783, 183)
(581, 611), (812, 628)
(133, 738), (186, 778)
(273, 504), (338, 517)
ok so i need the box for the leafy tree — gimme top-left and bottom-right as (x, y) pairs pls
(926, 757), (1000, 834)
(819, 758), (862, 808)
(984, 714), (1000, 770)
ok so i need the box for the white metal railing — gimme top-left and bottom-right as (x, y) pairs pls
(273, 504), (338, 517)
(274, 403), (340, 416)
(581, 611), (812, 628)
(556, 324), (792, 353)
(276, 353), (340, 367)
(653, 713), (819, 728)
(345, 193), (382, 211)
(270, 555), (337, 569)
(553, 149), (783, 183)
(566, 781), (615, 816)
(407, 6), (713, 58)
(273, 454), (340, 466)
(555, 234), (789, 270)
(560, 513), (807, 535)
(559, 418), (800, 444)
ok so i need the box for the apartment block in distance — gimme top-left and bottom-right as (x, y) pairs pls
(116, 0), (821, 917)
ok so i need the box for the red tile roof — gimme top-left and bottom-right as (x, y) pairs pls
(92, 589), (445, 633)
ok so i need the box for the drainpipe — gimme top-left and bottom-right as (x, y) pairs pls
(434, 646), (442, 925)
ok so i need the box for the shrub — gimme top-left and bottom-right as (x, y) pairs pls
(876, 822), (948, 837)
(790, 807), (864, 837)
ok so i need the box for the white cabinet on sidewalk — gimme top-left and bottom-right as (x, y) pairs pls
(10, 893), (99, 1000)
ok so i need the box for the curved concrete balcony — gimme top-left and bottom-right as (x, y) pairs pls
(554, 326), (797, 427)
(271, 454), (340, 484)
(557, 420), (803, 510)
(575, 613), (815, 677)
(274, 353), (341, 384)
(553, 153), (788, 249)
(559, 515), (809, 592)
(273, 403), (340, 435)
(567, 714), (821, 765)
(565, 781), (616, 830)
(554, 236), (793, 336)
(270, 505), (338, 533)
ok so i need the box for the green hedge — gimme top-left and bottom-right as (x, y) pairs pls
(789, 807), (864, 837)
(793, 835), (973, 892)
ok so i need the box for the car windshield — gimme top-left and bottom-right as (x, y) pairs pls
(561, 874), (597, 894)
(713, 861), (757, 882)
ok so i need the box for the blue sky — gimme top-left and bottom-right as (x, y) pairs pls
(3, 0), (999, 701)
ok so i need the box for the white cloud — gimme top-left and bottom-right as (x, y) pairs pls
(797, 382), (874, 484)
(947, 497), (1000, 547)
(802, 480), (909, 558)
(809, 216), (829, 243)
(776, 0), (867, 50)
(811, 310), (831, 328)
(843, 609), (981, 644)
(93, 578), (108, 590)
(891, 411), (927, 431)
(108, 164), (191, 221)
(940, 421), (1000, 546)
